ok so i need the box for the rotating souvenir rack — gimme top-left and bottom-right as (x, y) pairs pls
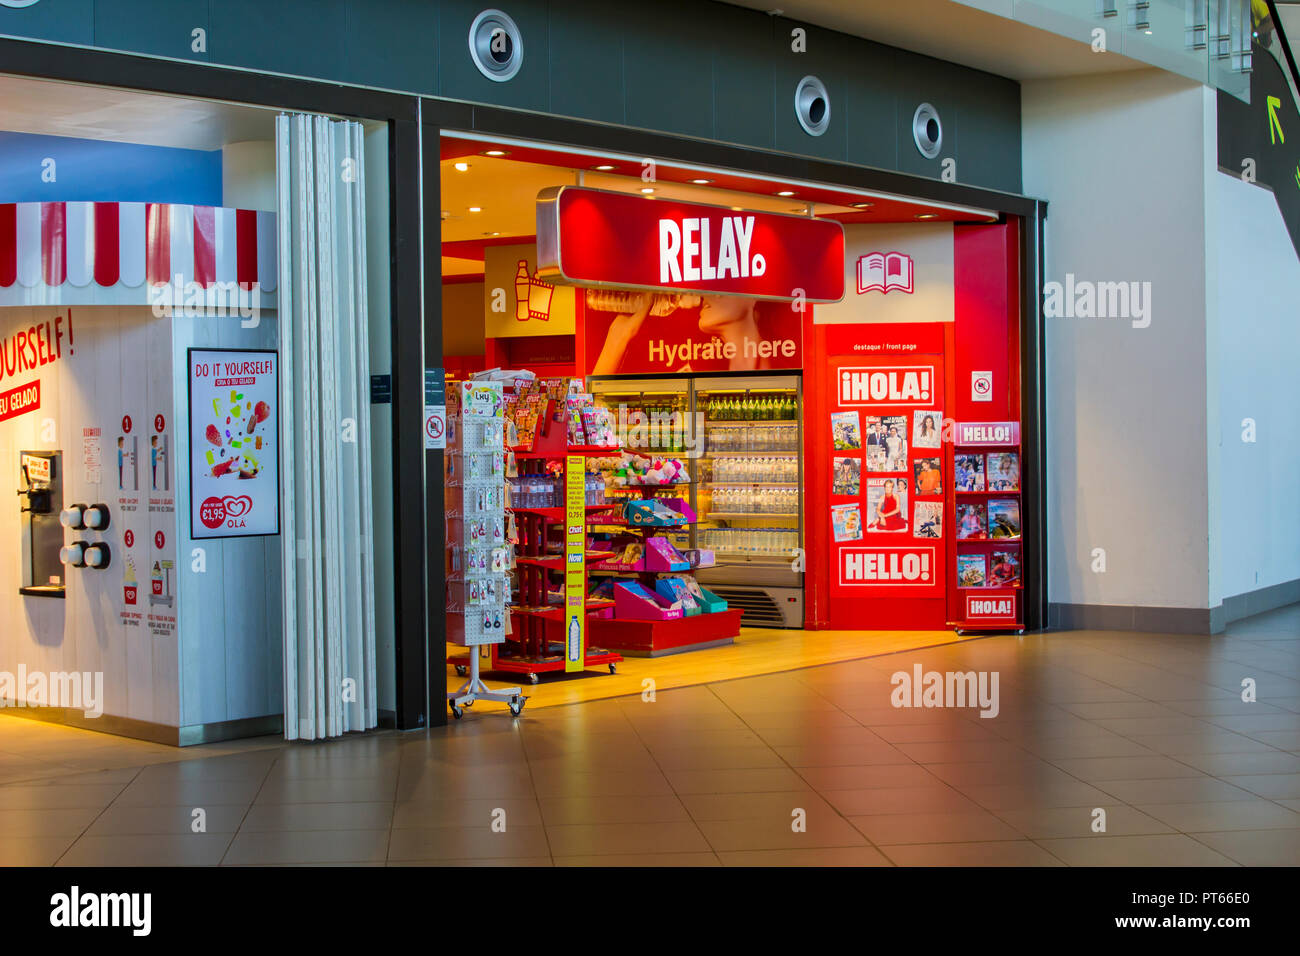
(444, 380), (527, 717)
(450, 395), (624, 684)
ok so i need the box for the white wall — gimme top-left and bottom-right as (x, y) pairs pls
(1211, 171), (1300, 602)
(172, 313), (283, 728)
(0, 306), (179, 724)
(1023, 69), (1215, 612)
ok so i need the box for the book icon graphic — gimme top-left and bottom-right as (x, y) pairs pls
(856, 251), (914, 295)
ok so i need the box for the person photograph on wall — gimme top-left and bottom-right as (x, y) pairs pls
(589, 291), (797, 375)
(914, 456), (942, 496)
(867, 477), (908, 532)
(913, 410), (942, 449)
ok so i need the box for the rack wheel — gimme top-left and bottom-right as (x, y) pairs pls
(508, 697), (526, 717)
(608, 663), (617, 674)
(455, 665), (467, 677)
(449, 702), (463, 719)
(462, 700), (473, 707)
(527, 673), (539, 684)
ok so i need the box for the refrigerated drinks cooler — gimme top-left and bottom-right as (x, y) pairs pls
(589, 375), (803, 628)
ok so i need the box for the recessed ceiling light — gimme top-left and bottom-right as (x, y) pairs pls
(453, 161), (470, 172)
(440, 210), (450, 219)
(776, 190), (796, 197)
(592, 164), (616, 171)
(915, 213), (938, 220)
(468, 206), (482, 213)
(641, 187), (655, 194)
(484, 231), (500, 237)
(731, 206), (743, 211)
(481, 149), (509, 157)
(851, 202), (875, 209)
(690, 178), (712, 185)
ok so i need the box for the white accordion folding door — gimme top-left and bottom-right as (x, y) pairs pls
(276, 113), (378, 740)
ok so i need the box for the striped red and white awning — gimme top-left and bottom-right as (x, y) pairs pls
(0, 202), (277, 307)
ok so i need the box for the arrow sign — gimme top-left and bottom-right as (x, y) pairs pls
(1268, 95), (1285, 145)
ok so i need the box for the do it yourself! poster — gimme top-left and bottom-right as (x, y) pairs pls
(187, 348), (280, 538)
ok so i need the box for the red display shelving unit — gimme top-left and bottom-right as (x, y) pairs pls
(587, 483), (745, 656)
(450, 398), (624, 684)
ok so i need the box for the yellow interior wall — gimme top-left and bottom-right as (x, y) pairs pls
(442, 281), (485, 355)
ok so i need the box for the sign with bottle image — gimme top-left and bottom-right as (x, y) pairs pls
(564, 454), (586, 672)
(482, 244), (577, 339)
(187, 348), (280, 538)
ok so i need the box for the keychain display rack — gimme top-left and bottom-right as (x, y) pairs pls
(445, 380), (526, 717)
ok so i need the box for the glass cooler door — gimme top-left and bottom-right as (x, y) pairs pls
(692, 375), (803, 627)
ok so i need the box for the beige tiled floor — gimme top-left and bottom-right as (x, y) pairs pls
(1, 604), (1298, 866)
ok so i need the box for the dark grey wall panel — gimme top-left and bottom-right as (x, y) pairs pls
(836, 33), (900, 173)
(771, 17), (846, 163)
(95, 0), (207, 62)
(953, 70), (1022, 194)
(624, 0), (713, 142)
(709, 3), (774, 150)
(0, 0), (1024, 194)
(341, 0), (438, 95)
(0, 0), (93, 45)
(208, 0), (346, 83)
(439, 0), (549, 113)
(894, 50), (963, 182)
(548, 0), (624, 125)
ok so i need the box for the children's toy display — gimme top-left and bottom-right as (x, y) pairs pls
(444, 380), (527, 717)
(594, 452), (691, 488)
(623, 497), (696, 527)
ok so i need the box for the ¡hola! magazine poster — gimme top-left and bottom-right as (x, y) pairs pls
(188, 349), (280, 538)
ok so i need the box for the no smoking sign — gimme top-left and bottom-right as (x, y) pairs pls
(971, 370), (993, 402)
(424, 404), (446, 450)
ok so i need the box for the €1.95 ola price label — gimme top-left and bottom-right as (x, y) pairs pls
(188, 349), (280, 538)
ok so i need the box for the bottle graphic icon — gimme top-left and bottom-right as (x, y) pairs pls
(567, 616), (581, 662)
(514, 259), (555, 322)
(515, 260), (531, 321)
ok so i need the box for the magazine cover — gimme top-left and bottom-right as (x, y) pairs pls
(831, 503), (863, 542)
(987, 452), (1020, 491)
(832, 456), (862, 496)
(956, 502), (987, 540)
(831, 411), (861, 450)
(865, 415), (908, 471)
(954, 453), (986, 492)
(957, 553), (987, 588)
(865, 477), (908, 532)
(913, 456), (942, 497)
(988, 498), (1022, 538)
(913, 500), (943, 539)
(989, 549), (1021, 587)
(912, 410), (943, 449)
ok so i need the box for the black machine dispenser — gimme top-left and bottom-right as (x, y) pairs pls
(18, 450), (64, 597)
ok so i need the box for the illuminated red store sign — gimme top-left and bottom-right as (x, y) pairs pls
(536, 186), (844, 302)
